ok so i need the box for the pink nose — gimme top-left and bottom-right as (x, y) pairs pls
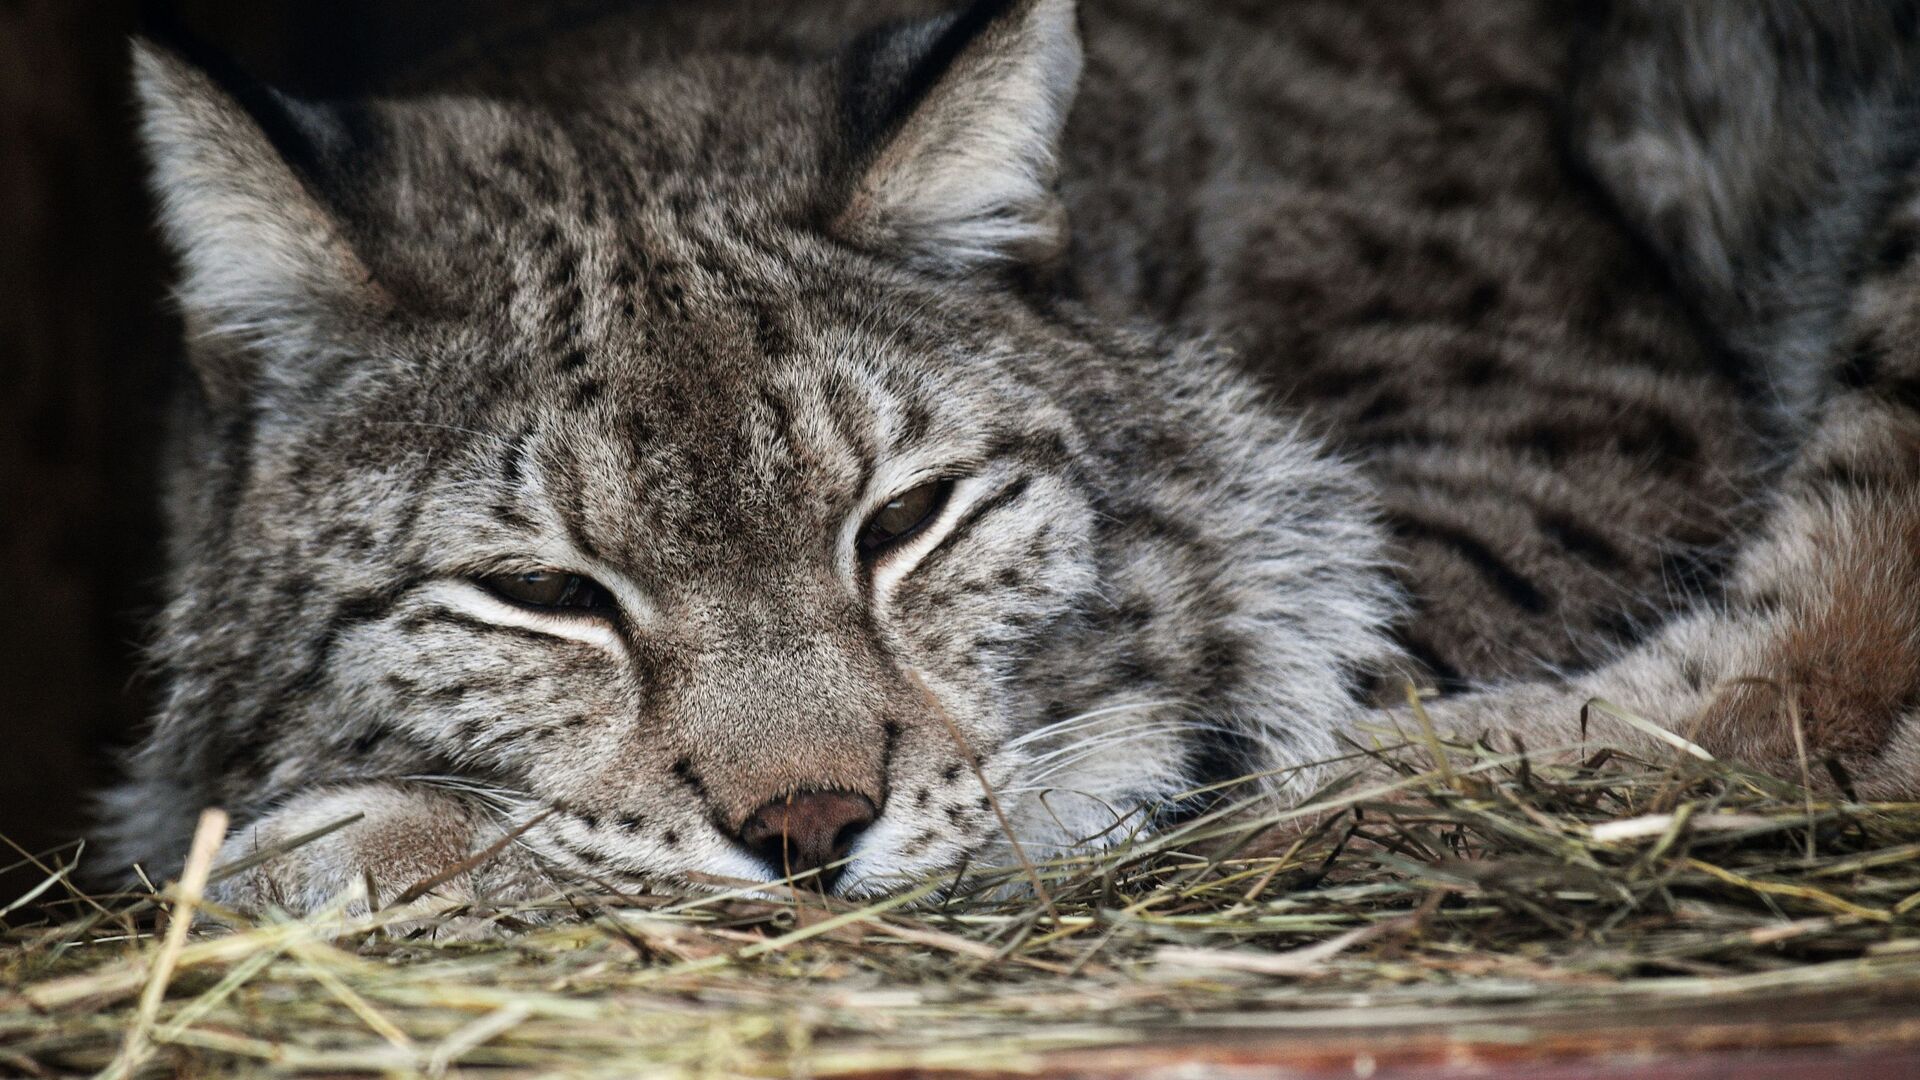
(737, 790), (877, 888)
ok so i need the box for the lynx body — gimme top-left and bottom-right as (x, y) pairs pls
(105, 0), (1920, 911)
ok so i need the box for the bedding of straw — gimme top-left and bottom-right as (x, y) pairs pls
(6, 703), (1920, 1078)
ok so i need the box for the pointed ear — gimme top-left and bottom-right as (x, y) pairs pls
(835, 0), (1083, 272)
(132, 39), (388, 404)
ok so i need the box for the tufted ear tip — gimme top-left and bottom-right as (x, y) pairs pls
(835, 0), (1084, 274)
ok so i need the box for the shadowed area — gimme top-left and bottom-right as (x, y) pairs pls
(0, 0), (630, 904)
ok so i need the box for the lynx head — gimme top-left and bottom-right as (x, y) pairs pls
(125, 0), (1398, 896)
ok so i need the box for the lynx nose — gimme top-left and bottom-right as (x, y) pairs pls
(738, 790), (876, 888)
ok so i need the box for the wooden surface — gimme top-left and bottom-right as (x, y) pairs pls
(840, 988), (1920, 1079)
(983, 1044), (1920, 1080)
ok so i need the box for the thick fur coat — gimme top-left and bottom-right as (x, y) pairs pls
(103, 0), (1920, 912)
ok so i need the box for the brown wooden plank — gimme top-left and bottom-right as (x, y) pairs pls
(834, 989), (1920, 1079)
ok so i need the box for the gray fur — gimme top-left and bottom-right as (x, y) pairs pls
(104, 0), (1920, 910)
(110, 2), (1401, 904)
(1576, 0), (1920, 426)
(1438, 1), (1920, 796)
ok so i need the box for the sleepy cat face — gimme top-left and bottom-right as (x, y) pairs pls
(122, 0), (1398, 897)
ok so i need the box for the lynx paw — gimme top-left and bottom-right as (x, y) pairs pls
(208, 784), (551, 928)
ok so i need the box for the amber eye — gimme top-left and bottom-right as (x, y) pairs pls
(858, 479), (953, 557)
(479, 571), (615, 614)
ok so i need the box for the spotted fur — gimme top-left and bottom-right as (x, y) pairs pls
(1427, 2), (1920, 794)
(100, 0), (1915, 911)
(107, 1), (1406, 906)
(1576, 0), (1920, 426)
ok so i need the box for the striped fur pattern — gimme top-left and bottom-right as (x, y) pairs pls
(1575, 0), (1920, 426)
(502, 0), (1774, 686)
(107, 3), (1404, 908)
(1428, 182), (1920, 795)
(1428, 2), (1920, 792)
(1055, 0), (1768, 685)
(102, 0), (1919, 911)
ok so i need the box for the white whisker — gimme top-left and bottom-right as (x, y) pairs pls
(1005, 699), (1186, 749)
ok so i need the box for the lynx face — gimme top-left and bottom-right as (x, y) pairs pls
(234, 272), (1115, 895)
(110, 0), (1400, 902)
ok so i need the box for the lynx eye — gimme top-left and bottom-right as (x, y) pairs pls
(479, 571), (614, 614)
(858, 479), (954, 557)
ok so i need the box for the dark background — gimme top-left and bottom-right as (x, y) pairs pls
(1, 0), (616, 901)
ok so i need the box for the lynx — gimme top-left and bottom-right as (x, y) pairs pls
(103, 0), (1920, 913)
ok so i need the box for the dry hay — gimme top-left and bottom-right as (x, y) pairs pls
(6, 704), (1920, 1078)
